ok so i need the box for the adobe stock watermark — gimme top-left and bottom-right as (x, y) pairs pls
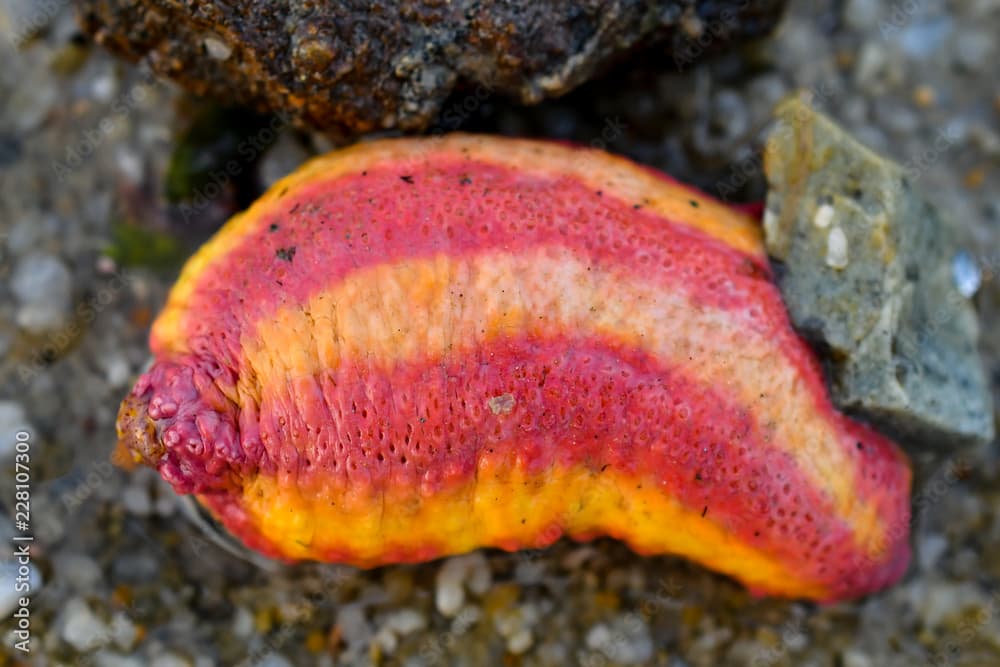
(10, 429), (35, 654)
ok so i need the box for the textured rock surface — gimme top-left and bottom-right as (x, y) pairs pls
(763, 97), (994, 449)
(72, 0), (786, 137)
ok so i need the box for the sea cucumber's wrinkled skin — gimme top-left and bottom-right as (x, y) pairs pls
(117, 135), (912, 602)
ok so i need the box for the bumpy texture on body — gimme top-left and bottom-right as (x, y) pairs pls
(74, 0), (786, 137)
(117, 135), (911, 602)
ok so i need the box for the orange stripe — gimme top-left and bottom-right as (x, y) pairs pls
(223, 462), (828, 599)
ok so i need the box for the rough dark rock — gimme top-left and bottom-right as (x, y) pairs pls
(763, 97), (995, 450)
(72, 0), (786, 138)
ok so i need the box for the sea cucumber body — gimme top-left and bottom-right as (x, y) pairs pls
(117, 135), (911, 602)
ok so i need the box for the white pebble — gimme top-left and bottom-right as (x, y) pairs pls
(110, 612), (139, 650)
(842, 647), (875, 667)
(122, 485), (153, 516)
(372, 626), (398, 655)
(102, 353), (133, 389)
(585, 623), (613, 650)
(0, 401), (34, 461)
(384, 608), (427, 635)
(11, 252), (73, 333)
(826, 226), (850, 269)
(435, 577), (464, 618)
(91, 73), (117, 102)
(435, 553), (490, 616)
(763, 207), (780, 240)
(61, 597), (110, 652)
(202, 34), (233, 60)
(813, 203), (835, 229)
(586, 614), (654, 665)
(452, 605), (482, 635)
(336, 604), (371, 647)
(506, 628), (533, 655)
(232, 606), (254, 638)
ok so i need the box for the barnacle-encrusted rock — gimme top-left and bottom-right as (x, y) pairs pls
(116, 135), (911, 602)
(73, 0), (787, 137)
(763, 97), (995, 449)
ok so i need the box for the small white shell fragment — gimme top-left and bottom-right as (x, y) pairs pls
(203, 34), (233, 60)
(813, 203), (835, 228)
(826, 226), (849, 269)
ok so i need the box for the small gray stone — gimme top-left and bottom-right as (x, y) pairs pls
(843, 0), (880, 31)
(764, 97), (995, 449)
(0, 401), (34, 460)
(60, 597), (110, 652)
(11, 251), (73, 333)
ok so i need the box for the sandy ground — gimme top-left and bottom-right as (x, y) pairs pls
(0, 1), (998, 665)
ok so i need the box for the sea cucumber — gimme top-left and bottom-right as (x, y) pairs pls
(116, 134), (911, 602)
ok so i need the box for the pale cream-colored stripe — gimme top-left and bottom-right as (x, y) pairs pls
(151, 134), (762, 351)
(239, 245), (884, 555)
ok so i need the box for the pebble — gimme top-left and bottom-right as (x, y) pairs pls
(110, 612), (140, 651)
(372, 626), (399, 655)
(335, 604), (371, 648)
(150, 654), (192, 667)
(4, 66), (58, 133)
(259, 131), (311, 188)
(0, 401), (33, 460)
(843, 0), (881, 31)
(435, 552), (491, 616)
(897, 18), (953, 60)
(914, 580), (986, 628)
(93, 652), (145, 667)
(52, 551), (102, 591)
(952, 250), (982, 297)
(952, 28), (993, 70)
(825, 227), (850, 269)
(202, 34), (233, 61)
(507, 628), (533, 654)
(232, 606), (254, 638)
(585, 614), (654, 665)
(256, 655), (293, 667)
(60, 597), (111, 652)
(122, 484), (153, 516)
(384, 608), (427, 635)
(11, 251), (73, 333)
(842, 648), (875, 667)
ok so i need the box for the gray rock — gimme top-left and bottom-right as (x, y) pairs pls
(763, 97), (994, 449)
(60, 597), (111, 652)
(0, 401), (33, 461)
(11, 251), (73, 333)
